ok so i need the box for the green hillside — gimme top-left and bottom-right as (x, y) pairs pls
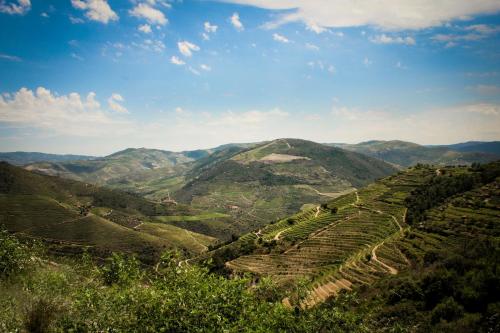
(200, 161), (500, 318)
(332, 140), (499, 167)
(1, 161), (498, 332)
(0, 162), (216, 262)
(173, 139), (398, 240)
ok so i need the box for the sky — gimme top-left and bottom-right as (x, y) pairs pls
(0, 0), (500, 155)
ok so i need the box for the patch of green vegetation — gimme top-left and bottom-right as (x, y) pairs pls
(153, 212), (230, 222)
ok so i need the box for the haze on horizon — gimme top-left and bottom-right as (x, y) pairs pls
(1, 0), (500, 155)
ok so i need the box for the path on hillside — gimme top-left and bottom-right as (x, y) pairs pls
(314, 205), (320, 218)
(303, 205), (406, 307)
(301, 185), (355, 198)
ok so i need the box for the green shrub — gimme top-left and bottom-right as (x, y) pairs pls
(431, 297), (464, 323)
(0, 229), (31, 278)
(100, 253), (141, 285)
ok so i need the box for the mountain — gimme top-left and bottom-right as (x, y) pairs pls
(0, 151), (95, 166)
(0, 162), (216, 262)
(200, 161), (500, 323)
(172, 138), (398, 239)
(25, 148), (196, 184)
(331, 140), (499, 167)
(436, 141), (500, 155)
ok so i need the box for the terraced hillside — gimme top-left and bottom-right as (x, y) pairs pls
(209, 161), (500, 309)
(332, 140), (499, 167)
(174, 138), (397, 239)
(0, 162), (216, 262)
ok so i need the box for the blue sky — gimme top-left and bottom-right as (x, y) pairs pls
(1, 0), (500, 155)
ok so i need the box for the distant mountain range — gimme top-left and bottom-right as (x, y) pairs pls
(431, 141), (500, 155)
(331, 140), (499, 168)
(0, 151), (96, 166)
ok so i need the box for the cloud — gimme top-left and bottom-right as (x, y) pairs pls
(330, 102), (500, 144)
(230, 12), (244, 31)
(306, 22), (326, 34)
(0, 87), (130, 138)
(129, 2), (167, 25)
(136, 39), (165, 53)
(71, 53), (84, 61)
(221, 0), (500, 31)
(370, 34), (415, 45)
(0, 53), (22, 62)
(170, 56), (185, 65)
(204, 21), (218, 33)
(177, 41), (200, 57)
(272, 33), (290, 43)
(138, 24), (152, 33)
(0, 0), (30, 15)
(200, 64), (212, 71)
(71, 0), (118, 24)
(2, 87), (499, 154)
(69, 16), (85, 24)
(432, 24), (500, 47)
(363, 57), (372, 66)
(107, 93), (128, 113)
(305, 43), (319, 51)
(205, 108), (288, 126)
(202, 22), (218, 40)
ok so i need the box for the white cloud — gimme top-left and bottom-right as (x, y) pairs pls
(138, 24), (152, 33)
(107, 93), (128, 113)
(221, 0), (500, 30)
(0, 53), (22, 62)
(272, 33), (290, 43)
(0, 87), (130, 138)
(305, 43), (319, 51)
(306, 22), (326, 34)
(330, 102), (500, 144)
(0, 0), (30, 15)
(41, 12), (49, 18)
(71, 0), (118, 24)
(69, 16), (85, 24)
(129, 2), (167, 25)
(202, 22), (218, 40)
(204, 21), (218, 33)
(2, 87), (499, 154)
(170, 56), (185, 65)
(432, 24), (500, 47)
(363, 57), (372, 66)
(206, 108), (288, 126)
(230, 12), (244, 31)
(200, 64), (212, 71)
(177, 41), (200, 57)
(370, 34), (416, 45)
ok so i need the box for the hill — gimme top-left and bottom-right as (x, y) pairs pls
(0, 151), (95, 166)
(0, 162), (216, 262)
(436, 141), (500, 155)
(200, 161), (500, 326)
(172, 138), (398, 239)
(332, 140), (498, 167)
